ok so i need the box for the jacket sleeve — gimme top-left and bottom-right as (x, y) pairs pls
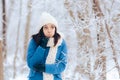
(45, 40), (67, 74)
(27, 38), (45, 70)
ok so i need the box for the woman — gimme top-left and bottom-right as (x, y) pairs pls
(27, 12), (68, 80)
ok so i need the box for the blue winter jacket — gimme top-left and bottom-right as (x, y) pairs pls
(27, 38), (67, 80)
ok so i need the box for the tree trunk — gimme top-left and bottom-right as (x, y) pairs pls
(13, 0), (22, 78)
(23, 0), (32, 61)
(2, 0), (7, 59)
(64, 0), (95, 79)
(105, 23), (120, 77)
(0, 40), (4, 80)
(92, 0), (106, 80)
(93, 0), (120, 79)
(7, 0), (15, 23)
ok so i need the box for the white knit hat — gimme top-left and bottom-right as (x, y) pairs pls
(39, 12), (58, 29)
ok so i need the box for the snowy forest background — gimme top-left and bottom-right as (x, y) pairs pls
(0, 0), (120, 80)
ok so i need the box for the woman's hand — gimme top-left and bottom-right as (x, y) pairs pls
(33, 34), (49, 48)
(33, 64), (45, 72)
(39, 37), (49, 48)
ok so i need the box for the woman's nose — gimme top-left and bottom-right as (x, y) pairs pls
(48, 29), (51, 33)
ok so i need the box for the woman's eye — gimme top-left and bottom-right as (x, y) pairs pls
(51, 25), (55, 29)
(45, 27), (48, 29)
(43, 26), (48, 29)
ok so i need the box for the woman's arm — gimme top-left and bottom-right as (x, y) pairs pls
(27, 38), (45, 69)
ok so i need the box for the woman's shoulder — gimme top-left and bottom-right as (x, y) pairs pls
(61, 38), (67, 46)
(28, 38), (37, 46)
(57, 37), (66, 47)
(58, 32), (67, 46)
(29, 38), (34, 43)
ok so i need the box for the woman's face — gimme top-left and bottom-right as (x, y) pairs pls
(43, 23), (56, 38)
